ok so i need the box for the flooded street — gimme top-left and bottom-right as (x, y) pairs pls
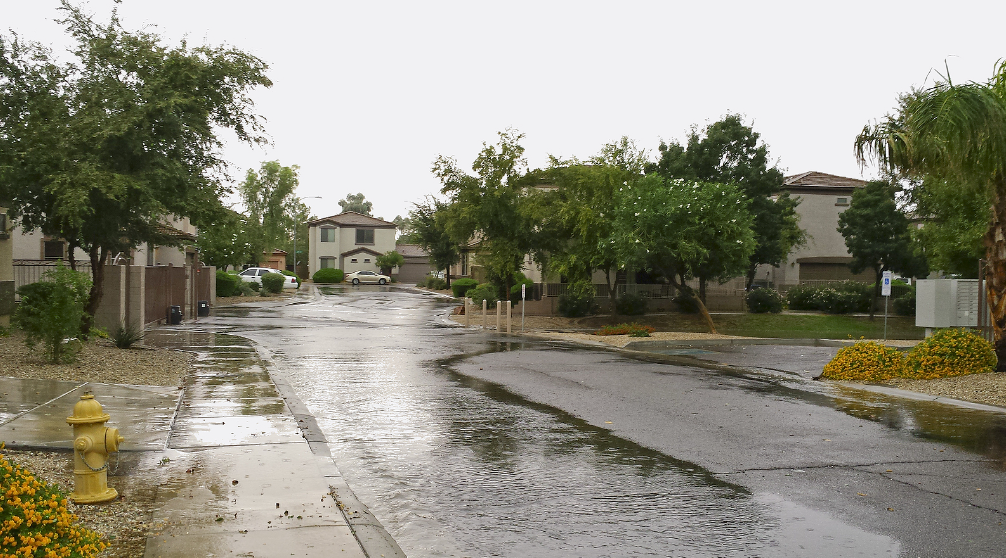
(191, 286), (1006, 557)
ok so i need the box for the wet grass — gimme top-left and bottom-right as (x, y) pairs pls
(574, 312), (925, 340)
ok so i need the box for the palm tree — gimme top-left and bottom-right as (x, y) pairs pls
(855, 62), (1006, 366)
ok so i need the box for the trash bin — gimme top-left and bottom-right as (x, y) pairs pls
(197, 300), (209, 317)
(167, 305), (182, 325)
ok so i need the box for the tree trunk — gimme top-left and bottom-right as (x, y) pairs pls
(984, 190), (1006, 370)
(605, 268), (616, 302)
(670, 279), (717, 335)
(82, 246), (108, 335)
(699, 277), (707, 304)
(445, 268), (451, 288)
(745, 263), (757, 291)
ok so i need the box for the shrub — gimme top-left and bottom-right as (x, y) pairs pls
(0, 448), (108, 557)
(216, 270), (241, 297)
(451, 278), (478, 298)
(280, 269), (301, 288)
(467, 283), (499, 309)
(614, 293), (648, 316)
(904, 328), (996, 379)
(13, 264), (91, 364)
(418, 275), (448, 290)
(261, 272), (285, 294)
(821, 341), (906, 382)
(785, 284), (818, 311)
(893, 289), (916, 316)
(111, 321), (144, 349)
(745, 288), (783, 313)
(558, 281), (596, 317)
(509, 272), (535, 302)
(312, 268), (344, 284)
(238, 282), (256, 297)
(594, 323), (655, 336)
(248, 280), (261, 292)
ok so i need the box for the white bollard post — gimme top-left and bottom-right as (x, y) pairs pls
(464, 297), (470, 327)
(506, 300), (512, 334)
(482, 299), (487, 329)
(496, 302), (501, 331)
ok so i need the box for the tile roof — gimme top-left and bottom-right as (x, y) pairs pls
(395, 244), (429, 258)
(308, 211), (397, 228)
(155, 223), (196, 242)
(783, 171), (868, 189)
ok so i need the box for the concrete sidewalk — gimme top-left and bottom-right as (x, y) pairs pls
(0, 328), (404, 558)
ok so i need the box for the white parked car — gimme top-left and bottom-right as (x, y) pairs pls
(237, 267), (299, 289)
(345, 270), (390, 285)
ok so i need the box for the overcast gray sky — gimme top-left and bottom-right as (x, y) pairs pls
(7, 1), (1006, 222)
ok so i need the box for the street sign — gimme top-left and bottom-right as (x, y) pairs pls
(521, 284), (526, 300)
(882, 271), (892, 297)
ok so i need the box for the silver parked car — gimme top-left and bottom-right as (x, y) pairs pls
(345, 270), (390, 285)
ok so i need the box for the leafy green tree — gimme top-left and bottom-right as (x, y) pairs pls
(911, 176), (986, 277)
(375, 251), (404, 275)
(837, 180), (928, 318)
(393, 215), (420, 243)
(338, 193), (373, 215)
(0, 2), (271, 332)
(611, 175), (755, 333)
(855, 62), (1006, 362)
(13, 264), (91, 363)
(434, 129), (541, 298)
(545, 137), (648, 298)
(649, 114), (805, 289)
(240, 161), (300, 265)
(195, 209), (250, 270)
(409, 198), (459, 287)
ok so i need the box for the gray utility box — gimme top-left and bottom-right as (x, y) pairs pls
(916, 279), (981, 328)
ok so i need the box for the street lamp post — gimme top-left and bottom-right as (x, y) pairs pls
(293, 196), (322, 278)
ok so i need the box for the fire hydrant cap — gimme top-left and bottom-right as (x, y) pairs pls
(66, 394), (110, 425)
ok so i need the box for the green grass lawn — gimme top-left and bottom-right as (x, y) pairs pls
(575, 312), (925, 340)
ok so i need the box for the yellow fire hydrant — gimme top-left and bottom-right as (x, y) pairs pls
(66, 393), (123, 504)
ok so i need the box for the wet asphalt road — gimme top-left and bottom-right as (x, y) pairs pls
(201, 286), (1006, 557)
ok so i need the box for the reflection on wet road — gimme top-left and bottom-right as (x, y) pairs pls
(198, 287), (1006, 556)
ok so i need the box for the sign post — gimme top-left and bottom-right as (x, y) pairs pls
(882, 271), (892, 341)
(521, 284), (526, 333)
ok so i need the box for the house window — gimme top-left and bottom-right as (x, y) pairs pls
(351, 258), (358, 263)
(43, 240), (65, 260)
(461, 252), (469, 276)
(320, 228), (336, 242)
(355, 229), (374, 244)
(364, 258), (371, 263)
(319, 257), (336, 269)
(836, 197), (849, 206)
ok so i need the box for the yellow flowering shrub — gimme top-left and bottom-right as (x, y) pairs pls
(0, 450), (106, 558)
(821, 341), (906, 382)
(904, 328), (996, 380)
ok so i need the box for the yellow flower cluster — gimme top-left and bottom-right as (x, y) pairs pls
(822, 328), (996, 382)
(822, 341), (905, 382)
(0, 450), (107, 558)
(904, 328), (996, 379)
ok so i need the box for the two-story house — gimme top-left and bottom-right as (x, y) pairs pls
(307, 212), (397, 277)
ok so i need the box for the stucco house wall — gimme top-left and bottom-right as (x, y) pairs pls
(759, 171), (871, 287)
(307, 212), (397, 277)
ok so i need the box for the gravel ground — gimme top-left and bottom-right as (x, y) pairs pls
(0, 331), (192, 557)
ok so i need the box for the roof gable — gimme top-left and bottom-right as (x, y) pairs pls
(783, 171), (868, 190)
(341, 247), (383, 258)
(308, 211), (396, 228)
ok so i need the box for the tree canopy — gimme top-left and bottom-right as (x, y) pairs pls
(239, 161), (300, 264)
(433, 129), (542, 297)
(648, 115), (804, 288)
(338, 193), (373, 215)
(0, 1), (271, 327)
(837, 180), (928, 317)
(611, 175), (755, 332)
(409, 198), (459, 286)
